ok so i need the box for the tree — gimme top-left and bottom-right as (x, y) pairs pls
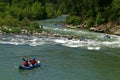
(97, 0), (113, 12)
(45, 3), (56, 18)
(31, 2), (44, 20)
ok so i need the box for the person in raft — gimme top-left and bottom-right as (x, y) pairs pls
(29, 58), (37, 66)
(23, 59), (29, 67)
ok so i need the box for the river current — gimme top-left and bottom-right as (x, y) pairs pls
(0, 16), (120, 80)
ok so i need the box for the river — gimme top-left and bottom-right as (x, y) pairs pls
(0, 15), (120, 80)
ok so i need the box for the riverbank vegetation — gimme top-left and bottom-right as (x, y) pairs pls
(0, 0), (61, 34)
(64, 0), (120, 35)
(64, 0), (119, 25)
(0, 0), (120, 35)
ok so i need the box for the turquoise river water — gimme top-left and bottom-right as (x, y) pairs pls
(0, 16), (120, 80)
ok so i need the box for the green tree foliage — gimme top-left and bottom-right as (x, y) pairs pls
(66, 16), (81, 25)
(59, 2), (67, 14)
(97, 0), (113, 11)
(86, 17), (95, 28)
(110, 0), (120, 20)
(0, 0), (62, 34)
(96, 13), (105, 25)
(31, 2), (44, 20)
(0, 0), (60, 20)
(0, 0), (119, 31)
(45, 3), (55, 18)
(0, 2), (8, 12)
(63, 0), (120, 28)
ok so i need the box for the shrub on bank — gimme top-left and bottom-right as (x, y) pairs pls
(96, 13), (105, 25)
(117, 18), (120, 25)
(86, 17), (95, 28)
(66, 16), (81, 25)
(0, 16), (44, 34)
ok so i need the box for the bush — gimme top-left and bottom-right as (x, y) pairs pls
(1, 28), (11, 33)
(96, 13), (105, 25)
(21, 17), (31, 27)
(0, 18), (4, 26)
(30, 22), (39, 29)
(117, 18), (120, 25)
(66, 16), (81, 25)
(45, 3), (56, 18)
(56, 9), (62, 17)
(3, 15), (16, 27)
(10, 27), (21, 34)
(86, 17), (95, 28)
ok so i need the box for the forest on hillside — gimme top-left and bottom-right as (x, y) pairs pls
(0, 0), (119, 33)
(65, 0), (120, 27)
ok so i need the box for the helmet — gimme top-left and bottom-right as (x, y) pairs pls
(33, 58), (36, 60)
(25, 60), (28, 62)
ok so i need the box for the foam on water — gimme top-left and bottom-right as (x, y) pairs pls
(54, 39), (67, 44)
(87, 46), (101, 50)
(0, 34), (120, 50)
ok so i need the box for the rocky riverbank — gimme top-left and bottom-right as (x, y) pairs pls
(33, 31), (77, 40)
(0, 24), (77, 40)
(65, 21), (120, 36)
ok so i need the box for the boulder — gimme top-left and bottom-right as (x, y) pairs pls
(90, 27), (97, 31)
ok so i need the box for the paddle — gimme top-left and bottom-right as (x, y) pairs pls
(22, 58), (29, 62)
(22, 58), (26, 61)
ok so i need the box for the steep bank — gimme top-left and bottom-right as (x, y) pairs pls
(89, 22), (120, 36)
(65, 21), (120, 36)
